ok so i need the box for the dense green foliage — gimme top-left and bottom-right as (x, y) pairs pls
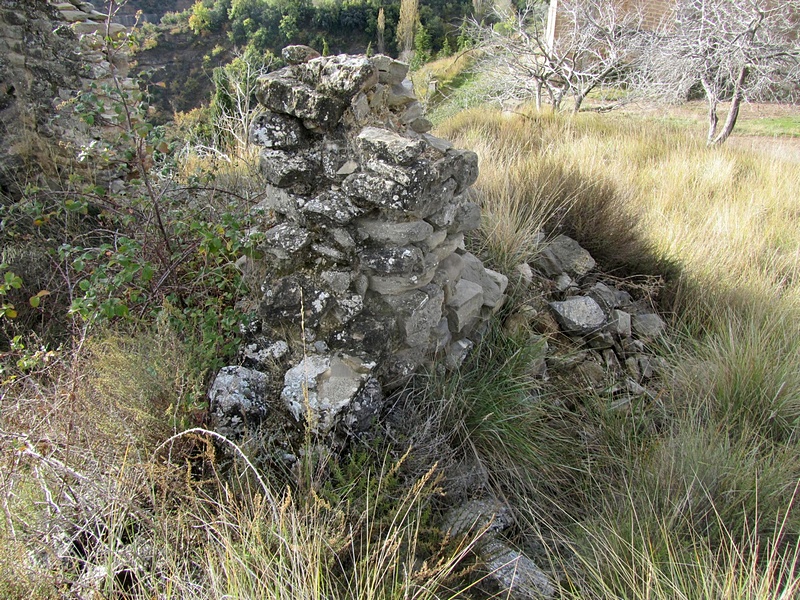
(185, 0), (471, 58)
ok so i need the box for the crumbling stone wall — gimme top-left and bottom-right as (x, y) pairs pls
(209, 48), (508, 447)
(0, 0), (132, 199)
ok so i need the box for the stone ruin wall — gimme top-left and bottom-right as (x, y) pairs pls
(208, 48), (671, 457)
(209, 48), (509, 446)
(0, 0), (134, 197)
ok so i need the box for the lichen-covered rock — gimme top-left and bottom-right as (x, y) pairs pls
(549, 296), (605, 335)
(535, 235), (596, 279)
(281, 44), (321, 65)
(209, 366), (270, 438)
(281, 353), (375, 434)
(250, 110), (309, 149)
(359, 246), (425, 275)
(259, 148), (320, 190)
(257, 55), (375, 128)
(303, 191), (363, 226)
(356, 126), (426, 165)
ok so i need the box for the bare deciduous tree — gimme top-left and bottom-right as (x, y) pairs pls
(210, 48), (275, 159)
(473, 0), (647, 112)
(640, 0), (800, 145)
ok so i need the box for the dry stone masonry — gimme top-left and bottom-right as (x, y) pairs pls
(0, 0), (135, 199)
(210, 48), (507, 446)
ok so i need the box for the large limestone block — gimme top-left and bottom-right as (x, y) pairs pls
(342, 172), (410, 212)
(257, 77), (344, 127)
(434, 149), (479, 193)
(250, 184), (302, 221)
(380, 284), (444, 348)
(250, 110), (309, 149)
(59, 9), (89, 22)
(71, 21), (126, 36)
(432, 252), (464, 301)
(459, 252), (507, 309)
(549, 296), (605, 335)
(367, 266), (437, 295)
(356, 126), (425, 165)
(282, 354), (375, 434)
(364, 159), (434, 195)
(282, 44), (320, 65)
(261, 222), (311, 264)
(447, 279), (484, 333)
(535, 235), (595, 279)
(303, 191), (363, 226)
(309, 55), (377, 100)
(370, 54), (408, 85)
(259, 148), (320, 190)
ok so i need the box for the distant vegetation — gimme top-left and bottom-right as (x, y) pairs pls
(182, 0), (472, 58)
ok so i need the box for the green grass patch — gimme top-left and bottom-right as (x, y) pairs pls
(735, 115), (800, 137)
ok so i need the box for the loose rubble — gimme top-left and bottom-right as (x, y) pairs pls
(506, 233), (668, 400)
(442, 499), (555, 599)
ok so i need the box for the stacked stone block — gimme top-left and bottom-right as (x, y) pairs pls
(210, 48), (507, 442)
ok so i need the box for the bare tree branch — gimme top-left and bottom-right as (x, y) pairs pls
(471, 0), (647, 113)
(637, 0), (800, 145)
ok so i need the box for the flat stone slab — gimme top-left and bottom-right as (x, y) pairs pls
(356, 217), (433, 245)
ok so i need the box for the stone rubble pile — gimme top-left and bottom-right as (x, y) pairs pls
(442, 499), (555, 599)
(209, 48), (507, 446)
(510, 233), (668, 404)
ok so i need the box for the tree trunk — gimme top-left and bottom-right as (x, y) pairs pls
(702, 78), (719, 145)
(572, 91), (585, 113)
(710, 66), (749, 146)
(534, 78), (543, 111)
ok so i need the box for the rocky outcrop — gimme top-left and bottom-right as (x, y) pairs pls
(209, 49), (507, 450)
